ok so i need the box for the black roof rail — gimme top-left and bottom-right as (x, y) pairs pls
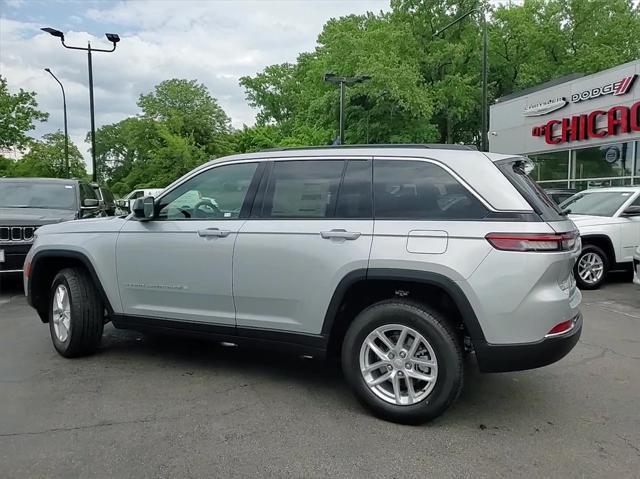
(263, 143), (478, 152)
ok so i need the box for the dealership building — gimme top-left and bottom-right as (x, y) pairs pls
(490, 59), (640, 190)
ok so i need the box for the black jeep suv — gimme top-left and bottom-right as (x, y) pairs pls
(0, 178), (101, 274)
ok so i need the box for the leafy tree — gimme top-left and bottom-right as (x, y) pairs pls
(11, 131), (87, 179)
(137, 79), (233, 156)
(0, 75), (48, 151)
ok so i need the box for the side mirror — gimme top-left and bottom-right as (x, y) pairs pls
(132, 196), (155, 221)
(82, 198), (99, 208)
(621, 205), (640, 217)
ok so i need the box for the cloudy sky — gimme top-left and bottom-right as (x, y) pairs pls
(1, 0), (390, 167)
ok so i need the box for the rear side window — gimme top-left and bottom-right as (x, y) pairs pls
(496, 158), (564, 221)
(261, 160), (344, 218)
(373, 160), (488, 220)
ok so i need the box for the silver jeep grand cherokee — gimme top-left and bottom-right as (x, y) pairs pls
(24, 145), (582, 424)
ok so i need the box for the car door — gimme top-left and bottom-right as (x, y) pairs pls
(116, 161), (261, 324)
(618, 193), (640, 262)
(233, 158), (374, 334)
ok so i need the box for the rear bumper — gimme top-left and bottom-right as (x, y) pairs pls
(474, 312), (582, 373)
(0, 244), (31, 273)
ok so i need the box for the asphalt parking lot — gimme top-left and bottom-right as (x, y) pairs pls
(1, 274), (639, 479)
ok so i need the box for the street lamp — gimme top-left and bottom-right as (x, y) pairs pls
(44, 68), (69, 178)
(41, 27), (121, 181)
(433, 8), (489, 152)
(324, 73), (371, 145)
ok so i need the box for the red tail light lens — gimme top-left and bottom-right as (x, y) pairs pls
(486, 231), (578, 252)
(546, 319), (574, 337)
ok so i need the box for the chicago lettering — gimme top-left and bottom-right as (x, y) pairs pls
(531, 101), (640, 145)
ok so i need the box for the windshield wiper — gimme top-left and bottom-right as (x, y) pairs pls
(1, 205), (32, 208)
(560, 208), (571, 216)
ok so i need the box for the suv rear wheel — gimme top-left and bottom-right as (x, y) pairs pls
(341, 300), (463, 424)
(575, 244), (608, 290)
(49, 268), (104, 357)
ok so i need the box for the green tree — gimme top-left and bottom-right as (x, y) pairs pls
(0, 75), (49, 151)
(241, 0), (640, 147)
(137, 79), (233, 156)
(11, 131), (87, 179)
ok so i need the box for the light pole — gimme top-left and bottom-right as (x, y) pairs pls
(433, 8), (489, 152)
(324, 73), (371, 145)
(44, 68), (69, 178)
(41, 27), (121, 182)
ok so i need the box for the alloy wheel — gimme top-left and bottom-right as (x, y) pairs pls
(52, 284), (71, 342)
(578, 252), (604, 285)
(359, 324), (438, 406)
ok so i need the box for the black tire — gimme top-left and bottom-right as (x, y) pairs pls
(341, 300), (463, 425)
(49, 267), (104, 358)
(574, 244), (609, 290)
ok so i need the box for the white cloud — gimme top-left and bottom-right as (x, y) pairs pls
(1, 1), (390, 171)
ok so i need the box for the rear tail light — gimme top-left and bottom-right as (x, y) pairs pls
(545, 318), (575, 337)
(485, 231), (578, 252)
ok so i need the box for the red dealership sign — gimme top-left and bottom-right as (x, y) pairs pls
(531, 101), (640, 145)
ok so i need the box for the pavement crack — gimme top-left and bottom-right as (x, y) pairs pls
(578, 340), (640, 361)
(617, 434), (640, 456)
(567, 348), (607, 367)
(0, 416), (161, 438)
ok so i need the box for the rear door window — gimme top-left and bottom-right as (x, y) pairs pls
(496, 158), (564, 222)
(260, 160), (344, 218)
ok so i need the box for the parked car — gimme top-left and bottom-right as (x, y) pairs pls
(24, 145), (582, 424)
(633, 246), (640, 286)
(561, 187), (640, 289)
(116, 188), (164, 213)
(545, 188), (577, 205)
(90, 183), (117, 216)
(0, 177), (101, 274)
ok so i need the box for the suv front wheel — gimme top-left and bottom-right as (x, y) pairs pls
(575, 245), (608, 290)
(49, 268), (104, 357)
(341, 300), (463, 424)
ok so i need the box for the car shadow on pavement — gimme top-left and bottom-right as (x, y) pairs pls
(98, 324), (561, 427)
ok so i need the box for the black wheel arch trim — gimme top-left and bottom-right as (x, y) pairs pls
(579, 234), (614, 259)
(28, 249), (115, 318)
(321, 267), (486, 342)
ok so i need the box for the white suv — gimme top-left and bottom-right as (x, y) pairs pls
(24, 145), (582, 424)
(562, 187), (640, 289)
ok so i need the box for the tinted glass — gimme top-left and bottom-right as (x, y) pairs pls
(373, 160), (487, 220)
(101, 188), (115, 204)
(497, 158), (564, 221)
(561, 191), (636, 217)
(335, 160), (372, 218)
(158, 162), (258, 220)
(80, 183), (97, 202)
(0, 181), (77, 210)
(261, 160), (344, 218)
(92, 186), (103, 201)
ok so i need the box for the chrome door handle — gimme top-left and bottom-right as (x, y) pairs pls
(198, 228), (231, 238)
(321, 229), (361, 240)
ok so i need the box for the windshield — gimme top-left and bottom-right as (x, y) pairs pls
(0, 182), (78, 210)
(560, 191), (633, 217)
